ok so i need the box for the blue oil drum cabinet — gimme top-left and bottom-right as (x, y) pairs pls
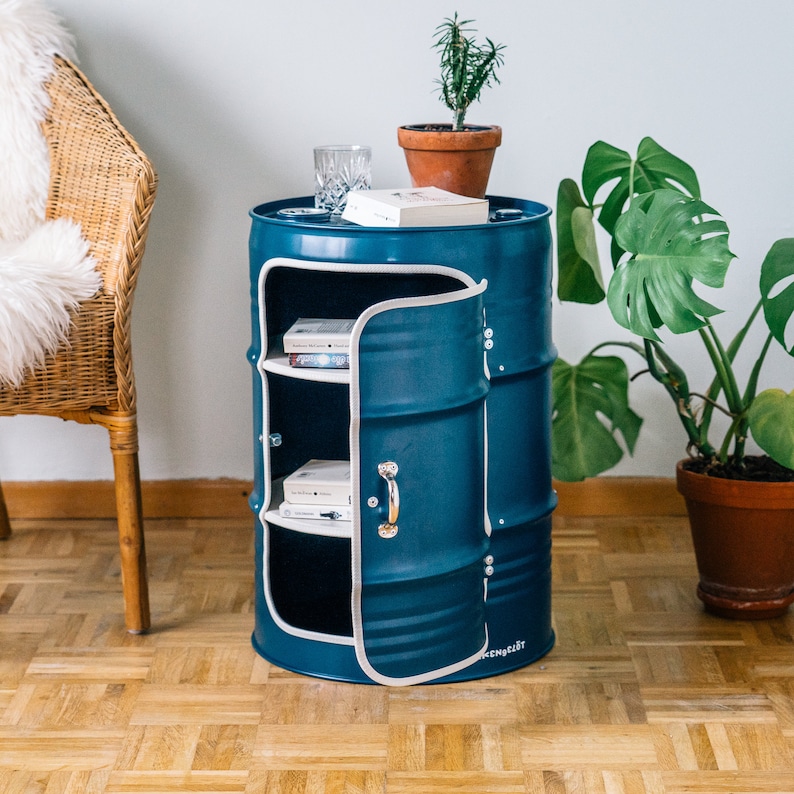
(248, 195), (556, 685)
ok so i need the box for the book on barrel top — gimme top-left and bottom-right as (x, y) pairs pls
(341, 186), (489, 227)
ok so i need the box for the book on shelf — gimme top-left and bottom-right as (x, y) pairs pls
(278, 501), (353, 521)
(341, 186), (489, 228)
(289, 352), (350, 369)
(282, 459), (351, 505)
(282, 318), (356, 354)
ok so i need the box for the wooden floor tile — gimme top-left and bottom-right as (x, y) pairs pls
(253, 724), (389, 770)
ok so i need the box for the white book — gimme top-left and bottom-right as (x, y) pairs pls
(282, 459), (351, 505)
(341, 187), (489, 228)
(282, 318), (356, 353)
(278, 501), (353, 521)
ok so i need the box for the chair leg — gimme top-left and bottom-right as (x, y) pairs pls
(105, 415), (150, 633)
(112, 447), (150, 632)
(0, 480), (11, 540)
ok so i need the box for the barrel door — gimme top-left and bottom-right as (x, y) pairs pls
(350, 280), (491, 685)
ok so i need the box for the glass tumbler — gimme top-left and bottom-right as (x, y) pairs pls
(314, 145), (371, 214)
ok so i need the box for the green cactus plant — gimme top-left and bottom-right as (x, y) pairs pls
(433, 13), (505, 131)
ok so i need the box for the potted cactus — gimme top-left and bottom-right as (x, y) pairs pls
(554, 136), (794, 618)
(397, 13), (505, 199)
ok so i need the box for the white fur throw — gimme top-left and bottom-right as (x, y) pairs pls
(0, 0), (100, 386)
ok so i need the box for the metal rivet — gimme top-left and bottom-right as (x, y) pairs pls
(485, 565), (495, 576)
(269, 433), (282, 447)
(367, 496), (379, 508)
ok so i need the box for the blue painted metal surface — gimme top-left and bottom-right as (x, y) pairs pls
(354, 290), (491, 684)
(249, 196), (556, 684)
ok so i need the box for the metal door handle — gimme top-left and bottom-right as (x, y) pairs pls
(377, 461), (399, 538)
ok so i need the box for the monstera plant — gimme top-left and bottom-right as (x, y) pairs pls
(553, 137), (794, 619)
(553, 136), (794, 483)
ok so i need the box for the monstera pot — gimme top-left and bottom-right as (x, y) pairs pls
(676, 461), (794, 620)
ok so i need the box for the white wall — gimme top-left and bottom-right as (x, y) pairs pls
(2, 0), (793, 481)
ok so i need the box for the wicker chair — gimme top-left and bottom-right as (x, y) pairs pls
(0, 56), (158, 633)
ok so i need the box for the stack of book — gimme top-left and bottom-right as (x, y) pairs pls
(278, 459), (352, 521)
(283, 317), (355, 369)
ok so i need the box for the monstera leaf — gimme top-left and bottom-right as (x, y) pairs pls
(760, 237), (794, 355)
(556, 179), (604, 303)
(748, 389), (794, 469)
(607, 190), (735, 340)
(582, 137), (701, 237)
(556, 138), (703, 300)
(552, 354), (643, 481)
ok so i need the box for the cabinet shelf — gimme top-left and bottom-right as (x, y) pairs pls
(261, 350), (350, 385)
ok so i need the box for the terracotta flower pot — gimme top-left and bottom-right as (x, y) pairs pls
(676, 460), (794, 619)
(397, 124), (502, 199)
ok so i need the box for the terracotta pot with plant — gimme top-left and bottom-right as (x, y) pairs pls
(398, 13), (505, 199)
(553, 137), (794, 618)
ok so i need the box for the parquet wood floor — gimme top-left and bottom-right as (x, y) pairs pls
(1, 513), (793, 793)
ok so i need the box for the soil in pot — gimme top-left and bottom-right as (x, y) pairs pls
(682, 454), (794, 482)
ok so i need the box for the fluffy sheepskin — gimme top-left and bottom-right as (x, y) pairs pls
(0, 0), (101, 386)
